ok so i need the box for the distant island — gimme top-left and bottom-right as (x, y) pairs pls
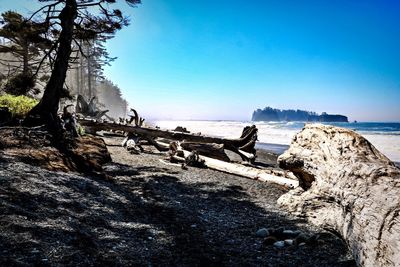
(252, 107), (348, 122)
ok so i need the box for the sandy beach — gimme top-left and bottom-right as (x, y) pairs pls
(0, 133), (354, 266)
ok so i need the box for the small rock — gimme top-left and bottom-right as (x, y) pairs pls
(273, 240), (285, 248)
(298, 242), (306, 247)
(263, 236), (277, 245)
(308, 234), (320, 245)
(226, 239), (235, 245)
(269, 227), (284, 238)
(295, 233), (309, 244)
(256, 228), (269, 237)
(284, 239), (294, 246)
(283, 229), (302, 238)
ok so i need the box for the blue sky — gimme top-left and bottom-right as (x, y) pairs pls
(1, 0), (400, 121)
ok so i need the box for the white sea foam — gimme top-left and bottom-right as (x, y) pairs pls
(153, 120), (400, 162)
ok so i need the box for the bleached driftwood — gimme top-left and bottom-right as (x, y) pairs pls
(180, 142), (230, 161)
(76, 95), (109, 119)
(179, 150), (298, 188)
(78, 119), (258, 162)
(277, 124), (400, 266)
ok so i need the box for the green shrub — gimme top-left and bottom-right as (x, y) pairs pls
(0, 94), (38, 118)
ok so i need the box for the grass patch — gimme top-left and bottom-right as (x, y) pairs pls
(0, 94), (38, 118)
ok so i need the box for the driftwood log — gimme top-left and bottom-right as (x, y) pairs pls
(180, 142), (230, 162)
(76, 95), (109, 119)
(277, 124), (400, 266)
(161, 149), (298, 188)
(179, 150), (298, 188)
(78, 119), (258, 162)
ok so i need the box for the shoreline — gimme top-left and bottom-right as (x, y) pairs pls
(256, 141), (400, 168)
(154, 120), (400, 162)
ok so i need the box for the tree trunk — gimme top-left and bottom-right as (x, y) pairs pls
(87, 44), (92, 99)
(24, 0), (78, 127)
(75, 52), (80, 95)
(277, 124), (400, 266)
(22, 42), (29, 76)
(80, 40), (85, 96)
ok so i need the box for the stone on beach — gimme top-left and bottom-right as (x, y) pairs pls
(255, 228), (270, 238)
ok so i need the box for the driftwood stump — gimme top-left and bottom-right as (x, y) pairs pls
(277, 124), (400, 266)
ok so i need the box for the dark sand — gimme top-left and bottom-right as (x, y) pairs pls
(0, 134), (354, 266)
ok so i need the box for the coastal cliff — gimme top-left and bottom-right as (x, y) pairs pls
(252, 107), (348, 122)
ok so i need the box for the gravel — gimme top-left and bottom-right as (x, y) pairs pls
(0, 135), (355, 266)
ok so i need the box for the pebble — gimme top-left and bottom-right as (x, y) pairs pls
(273, 240), (285, 248)
(295, 233), (309, 244)
(263, 236), (277, 245)
(256, 228), (269, 237)
(308, 234), (320, 243)
(283, 230), (295, 235)
(282, 229), (302, 238)
(284, 239), (294, 246)
(226, 239), (235, 245)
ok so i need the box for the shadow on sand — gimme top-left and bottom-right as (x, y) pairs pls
(0, 159), (353, 266)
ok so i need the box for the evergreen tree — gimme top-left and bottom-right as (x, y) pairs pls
(0, 11), (52, 95)
(24, 0), (141, 129)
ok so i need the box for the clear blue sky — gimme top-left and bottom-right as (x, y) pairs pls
(1, 0), (400, 121)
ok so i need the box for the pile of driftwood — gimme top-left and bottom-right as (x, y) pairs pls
(78, 109), (298, 188)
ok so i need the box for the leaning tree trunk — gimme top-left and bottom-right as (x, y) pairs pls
(277, 124), (400, 266)
(24, 0), (77, 128)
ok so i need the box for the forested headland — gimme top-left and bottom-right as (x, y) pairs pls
(252, 106), (348, 122)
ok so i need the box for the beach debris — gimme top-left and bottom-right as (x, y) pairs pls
(121, 133), (143, 153)
(76, 95), (109, 119)
(184, 151), (206, 167)
(127, 108), (145, 127)
(174, 126), (190, 133)
(78, 114), (258, 162)
(277, 123), (400, 266)
(77, 108), (299, 188)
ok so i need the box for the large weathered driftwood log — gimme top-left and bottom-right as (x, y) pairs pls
(78, 119), (258, 162)
(179, 150), (299, 188)
(277, 124), (400, 266)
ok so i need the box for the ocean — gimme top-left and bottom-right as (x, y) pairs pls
(153, 120), (400, 163)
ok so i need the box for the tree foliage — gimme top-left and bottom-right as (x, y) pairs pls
(24, 0), (141, 128)
(0, 11), (52, 95)
(0, 94), (39, 118)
